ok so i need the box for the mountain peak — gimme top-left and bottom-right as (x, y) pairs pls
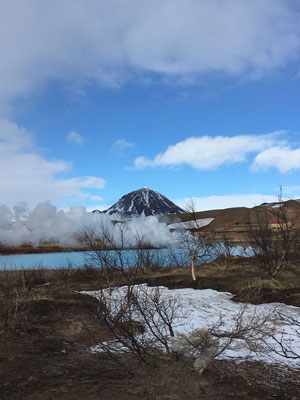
(94, 188), (185, 217)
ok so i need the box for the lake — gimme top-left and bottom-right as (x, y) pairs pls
(0, 251), (89, 269)
(0, 245), (245, 270)
(0, 248), (187, 270)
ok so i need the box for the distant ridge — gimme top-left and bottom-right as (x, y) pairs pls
(166, 198), (300, 231)
(93, 188), (185, 217)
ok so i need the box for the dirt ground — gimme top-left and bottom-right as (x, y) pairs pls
(0, 262), (299, 399)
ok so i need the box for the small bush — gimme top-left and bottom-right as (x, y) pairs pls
(0, 267), (47, 333)
(237, 278), (285, 303)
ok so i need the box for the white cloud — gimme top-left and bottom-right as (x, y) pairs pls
(89, 195), (103, 201)
(251, 146), (300, 173)
(0, 118), (105, 208)
(67, 130), (85, 144)
(65, 177), (105, 190)
(0, 118), (34, 151)
(282, 185), (300, 194)
(0, 0), (300, 111)
(134, 133), (284, 170)
(175, 193), (286, 211)
(114, 139), (134, 152)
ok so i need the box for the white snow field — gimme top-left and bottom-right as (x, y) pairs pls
(84, 285), (300, 368)
(167, 218), (214, 230)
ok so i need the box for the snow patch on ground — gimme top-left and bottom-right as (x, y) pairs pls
(84, 285), (300, 368)
(168, 218), (214, 230)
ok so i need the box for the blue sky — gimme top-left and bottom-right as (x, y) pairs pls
(0, 0), (300, 212)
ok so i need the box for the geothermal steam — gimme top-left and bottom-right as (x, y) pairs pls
(0, 202), (174, 247)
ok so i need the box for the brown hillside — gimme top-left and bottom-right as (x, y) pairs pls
(163, 199), (300, 244)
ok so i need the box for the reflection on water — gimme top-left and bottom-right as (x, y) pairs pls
(0, 248), (179, 270)
(0, 245), (245, 270)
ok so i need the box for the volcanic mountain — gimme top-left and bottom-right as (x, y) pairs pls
(93, 188), (185, 217)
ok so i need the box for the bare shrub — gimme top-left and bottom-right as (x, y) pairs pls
(54, 260), (75, 281)
(19, 266), (47, 291)
(237, 278), (286, 303)
(0, 270), (21, 332)
(0, 266), (47, 333)
(75, 262), (100, 279)
(245, 191), (299, 277)
(175, 200), (215, 280)
(84, 283), (281, 377)
(212, 233), (237, 268)
(264, 311), (300, 360)
(134, 247), (166, 271)
(172, 304), (276, 375)
(80, 220), (141, 321)
(130, 231), (166, 271)
(92, 285), (187, 363)
(172, 329), (220, 375)
(166, 246), (189, 268)
(79, 216), (290, 375)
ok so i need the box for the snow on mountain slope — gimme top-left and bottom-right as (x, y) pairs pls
(95, 188), (185, 217)
(167, 218), (215, 230)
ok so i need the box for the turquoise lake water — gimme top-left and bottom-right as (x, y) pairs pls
(0, 251), (89, 269)
(0, 248), (178, 270)
(0, 246), (245, 270)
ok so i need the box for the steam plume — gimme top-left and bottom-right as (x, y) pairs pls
(0, 201), (173, 248)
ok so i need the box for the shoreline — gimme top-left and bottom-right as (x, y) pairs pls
(0, 236), (250, 256)
(0, 243), (162, 256)
(0, 244), (90, 255)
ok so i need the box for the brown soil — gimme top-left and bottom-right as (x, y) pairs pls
(0, 263), (299, 399)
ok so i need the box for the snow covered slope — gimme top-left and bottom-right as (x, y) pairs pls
(95, 188), (185, 217)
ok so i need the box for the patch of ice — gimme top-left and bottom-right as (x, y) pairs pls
(168, 218), (214, 230)
(83, 285), (300, 368)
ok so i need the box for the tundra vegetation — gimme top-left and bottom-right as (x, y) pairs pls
(0, 204), (299, 399)
(245, 197), (299, 277)
(78, 218), (299, 376)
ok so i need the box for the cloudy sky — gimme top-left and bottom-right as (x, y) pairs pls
(1, 0), (300, 211)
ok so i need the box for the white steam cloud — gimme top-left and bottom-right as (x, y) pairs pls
(0, 202), (173, 248)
